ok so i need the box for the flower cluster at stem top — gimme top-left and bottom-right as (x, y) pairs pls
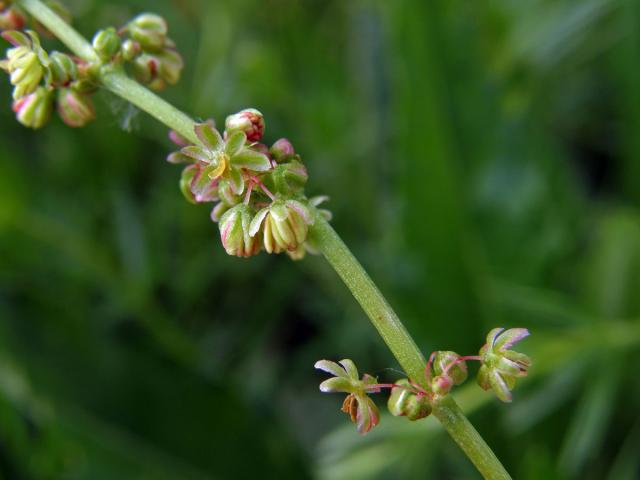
(315, 327), (531, 435)
(0, 6), (183, 129)
(167, 108), (331, 260)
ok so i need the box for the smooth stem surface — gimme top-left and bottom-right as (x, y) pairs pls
(16, 1), (511, 478)
(432, 395), (511, 480)
(100, 71), (199, 145)
(310, 216), (427, 387)
(311, 216), (511, 480)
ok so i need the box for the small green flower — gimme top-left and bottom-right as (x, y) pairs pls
(92, 27), (121, 61)
(249, 199), (313, 255)
(127, 13), (167, 53)
(2, 30), (49, 100)
(477, 328), (531, 402)
(180, 122), (271, 197)
(12, 85), (53, 129)
(388, 378), (431, 421)
(219, 204), (261, 258)
(46, 51), (77, 87)
(315, 359), (381, 434)
(57, 88), (95, 127)
(429, 350), (468, 396)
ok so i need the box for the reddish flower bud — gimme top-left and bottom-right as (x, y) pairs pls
(270, 138), (295, 162)
(56, 88), (95, 128)
(225, 108), (265, 143)
(12, 86), (53, 129)
(0, 6), (26, 31)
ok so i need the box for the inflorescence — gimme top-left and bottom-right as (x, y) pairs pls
(316, 328), (531, 434)
(0, 2), (183, 129)
(2, 3), (532, 440)
(0, 3), (329, 259)
(167, 110), (331, 259)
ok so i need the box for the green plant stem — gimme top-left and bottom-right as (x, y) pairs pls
(16, 1), (512, 478)
(100, 71), (199, 145)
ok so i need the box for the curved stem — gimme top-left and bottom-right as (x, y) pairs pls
(15, 1), (512, 478)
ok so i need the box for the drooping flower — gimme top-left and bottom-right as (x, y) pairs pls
(12, 85), (52, 128)
(315, 359), (381, 434)
(477, 328), (531, 402)
(179, 122), (271, 197)
(1, 29), (49, 100)
(218, 204), (261, 258)
(249, 199), (313, 254)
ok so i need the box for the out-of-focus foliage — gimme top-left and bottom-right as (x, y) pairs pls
(1, 0), (639, 478)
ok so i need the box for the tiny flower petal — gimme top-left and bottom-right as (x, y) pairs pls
(194, 122), (222, 150)
(355, 395), (380, 435)
(314, 359), (348, 378)
(225, 130), (247, 156)
(338, 359), (359, 380)
(493, 328), (530, 352)
(319, 377), (352, 393)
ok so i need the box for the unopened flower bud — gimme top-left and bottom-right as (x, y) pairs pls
(121, 39), (141, 62)
(12, 86), (53, 128)
(0, 5), (26, 31)
(219, 204), (260, 257)
(46, 51), (77, 87)
(387, 379), (431, 421)
(432, 351), (468, 386)
(128, 13), (167, 52)
(56, 88), (94, 127)
(92, 27), (121, 60)
(225, 108), (265, 143)
(131, 52), (182, 90)
(249, 199), (312, 254)
(156, 47), (183, 85)
(270, 138), (295, 162)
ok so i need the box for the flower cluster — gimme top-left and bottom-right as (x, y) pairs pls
(113, 13), (183, 91)
(0, 29), (95, 128)
(167, 109), (331, 260)
(1, 10), (183, 129)
(316, 328), (530, 434)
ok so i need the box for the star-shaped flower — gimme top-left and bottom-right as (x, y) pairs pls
(179, 122), (271, 197)
(315, 359), (380, 434)
(477, 328), (531, 402)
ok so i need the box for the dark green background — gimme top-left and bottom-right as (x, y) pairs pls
(1, 0), (640, 478)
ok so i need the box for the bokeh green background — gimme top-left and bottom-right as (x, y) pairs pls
(1, 0), (640, 478)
